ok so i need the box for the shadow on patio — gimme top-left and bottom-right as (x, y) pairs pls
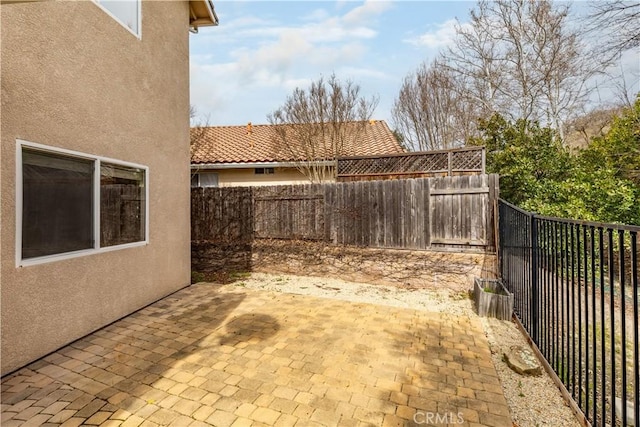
(1, 283), (512, 427)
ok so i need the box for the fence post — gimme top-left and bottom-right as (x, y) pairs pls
(530, 213), (539, 344)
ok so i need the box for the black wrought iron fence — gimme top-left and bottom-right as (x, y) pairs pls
(499, 199), (639, 427)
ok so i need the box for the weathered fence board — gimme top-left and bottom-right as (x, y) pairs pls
(253, 185), (325, 240)
(191, 174), (499, 252)
(192, 187), (254, 243)
(429, 175), (490, 248)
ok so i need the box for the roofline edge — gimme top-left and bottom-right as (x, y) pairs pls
(191, 160), (336, 170)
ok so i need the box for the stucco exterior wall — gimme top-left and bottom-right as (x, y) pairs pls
(1, 1), (191, 374)
(210, 167), (332, 187)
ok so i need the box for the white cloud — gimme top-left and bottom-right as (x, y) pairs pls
(309, 43), (368, 67)
(190, 1), (392, 124)
(338, 66), (389, 80)
(220, 18), (377, 45)
(189, 62), (232, 121)
(343, 0), (393, 26)
(224, 16), (274, 29)
(282, 77), (314, 91)
(404, 18), (462, 49)
(198, 2), (386, 45)
(197, 2), (388, 86)
(302, 8), (330, 22)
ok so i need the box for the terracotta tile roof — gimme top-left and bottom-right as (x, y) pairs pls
(190, 120), (405, 164)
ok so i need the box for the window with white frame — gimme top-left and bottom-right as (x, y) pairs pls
(18, 141), (148, 266)
(94, 0), (141, 37)
(100, 162), (146, 247)
(191, 172), (218, 188)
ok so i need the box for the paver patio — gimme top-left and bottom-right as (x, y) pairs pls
(1, 283), (512, 427)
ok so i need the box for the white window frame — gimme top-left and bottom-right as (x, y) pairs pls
(199, 172), (219, 188)
(92, 0), (142, 39)
(191, 172), (219, 188)
(16, 140), (149, 267)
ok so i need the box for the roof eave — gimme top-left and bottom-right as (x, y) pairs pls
(189, 0), (218, 30)
(191, 160), (336, 170)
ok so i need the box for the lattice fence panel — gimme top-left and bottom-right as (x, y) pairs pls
(408, 153), (448, 172)
(451, 149), (483, 171)
(337, 147), (484, 177)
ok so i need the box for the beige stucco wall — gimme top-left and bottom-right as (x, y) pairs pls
(0, 1), (191, 374)
(209, 167), (334, 187)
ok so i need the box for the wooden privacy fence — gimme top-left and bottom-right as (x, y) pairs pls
(191, 174), (499, 252)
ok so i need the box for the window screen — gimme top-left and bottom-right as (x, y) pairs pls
(100, 163), (146, 247)
(22, 149), (94, 258)
(199, 173), (219, 187)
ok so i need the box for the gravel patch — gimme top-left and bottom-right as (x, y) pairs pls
(226, 272), (581, 427)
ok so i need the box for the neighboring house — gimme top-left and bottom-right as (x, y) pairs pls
(0, 0), (217, 375)
(190, 120), (405, 187)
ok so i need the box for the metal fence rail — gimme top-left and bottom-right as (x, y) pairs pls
(499, 199), (639, 426)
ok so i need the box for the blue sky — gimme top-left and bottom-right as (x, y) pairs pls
(189, 1), (639, 127)
(189, 1), (477, 126)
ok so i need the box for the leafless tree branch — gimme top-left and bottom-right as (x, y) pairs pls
(439, 0), (601, 141)
(586, 1), (640, 59)
(267, 74), (379, 183)
(392, 59), (478, 151)
(189, 105), (211, 182)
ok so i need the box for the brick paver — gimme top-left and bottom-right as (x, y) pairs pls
(1, 283), (512, 426)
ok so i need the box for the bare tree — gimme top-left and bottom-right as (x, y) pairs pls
(189, 105), (211, 185)
(268, 74), (379, 183)
(392, 59), (477, 151)
(606, 59), (640, 108)
(189, 105), (209, 148)
(563, 105), (624, 149)
(445, 0), (598, 140)
(586, 1), (640, 59)
(446, 4), (506, 120)
(526, 1), (596, 140)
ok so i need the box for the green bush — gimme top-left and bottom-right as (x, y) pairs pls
(471, 97), (640, 225)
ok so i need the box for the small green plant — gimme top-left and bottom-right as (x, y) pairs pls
(453, 291), (472, 300)
(191, 271), (205, 284)
(230, 271), (251, 281)
(483, 286), (508, 296)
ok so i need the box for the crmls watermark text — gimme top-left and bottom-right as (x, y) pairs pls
(413, 411), (464, 425)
